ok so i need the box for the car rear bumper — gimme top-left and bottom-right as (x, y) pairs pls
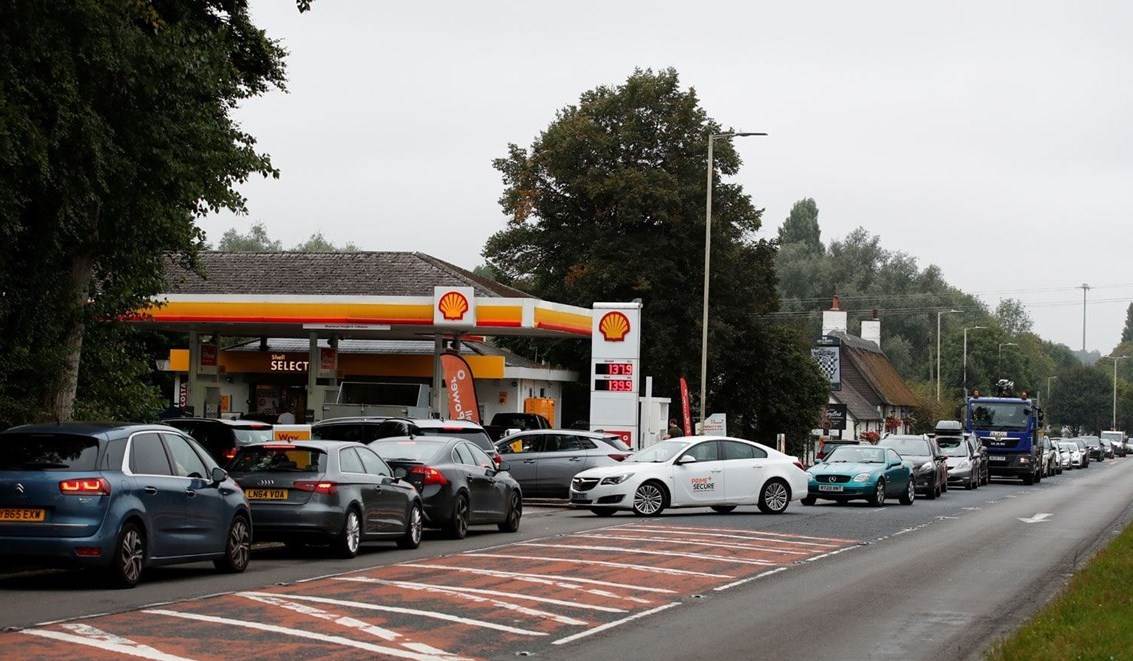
(0, 532), (115, 567)
(247, 503), (343, 540)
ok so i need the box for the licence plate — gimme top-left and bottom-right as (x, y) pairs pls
(0, 508), (46, 522)
(818, 485), (844, 492)
(989, 456), (1007, 462)
(245, 489), (288, 500)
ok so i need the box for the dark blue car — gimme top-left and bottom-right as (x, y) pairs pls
(0, 423), (252, 588)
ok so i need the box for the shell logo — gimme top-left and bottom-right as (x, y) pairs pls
(438, 291), (470, 321)
(598, 311), (631, 342)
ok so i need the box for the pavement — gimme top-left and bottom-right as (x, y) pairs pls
(1, 461), (1131, 660)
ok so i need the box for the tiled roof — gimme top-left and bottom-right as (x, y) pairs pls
(163, 251), (531, 298)
(833, 385), (881, 422)
(830, 331), (919, 407)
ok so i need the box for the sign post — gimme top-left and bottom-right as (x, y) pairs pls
(590, 302), (642, 449)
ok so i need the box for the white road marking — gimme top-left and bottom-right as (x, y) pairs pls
(570, 532), (809, 556)
(232, 593), (545, 637)
(551, 602), (681, 646)
(619, 525), (843, 548)
(397, 563), (658, 603)
(143, 609), (453, 660)
(238, 592), (457, 658)
(961, 507), (982, 511)
(465, 553), (733, 578)
(1018, 512), (1053, 523)
(712, 567), (790, 592)
(621, 524), (853, 544)
(22, 624), (194, 661)
(332, 577), (600, 622)
(518, 542), (775, 566)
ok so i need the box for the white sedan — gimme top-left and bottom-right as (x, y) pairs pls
(569, 436), (810, 517)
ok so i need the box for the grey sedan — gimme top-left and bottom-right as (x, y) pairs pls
(495, 430), (633, 497)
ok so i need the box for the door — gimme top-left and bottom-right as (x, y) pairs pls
(127, 432), (189, 558)
(357, 446), (405, 533)
(537, 435), (594, 498)
(162, 433), (226, 555)
(672, 441), (725, 505)
(720, 440), (765, 503)
(883, 449), (909, 496)
(339, 448), (383, 535)
(495, 433), (543, 494)
(466, 444), (508, 520)
(455, 444), (503, 521)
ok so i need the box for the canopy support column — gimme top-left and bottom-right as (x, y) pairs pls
(187, 330), (200, 416)
(432, 337), (443, 418)
(307, 332), (319, 423)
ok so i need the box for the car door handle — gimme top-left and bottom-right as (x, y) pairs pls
(569, 457), (584, 462)
(143, 486), (158, 495)
(523, 459), (537, 464)
(184, 489), (196, 498)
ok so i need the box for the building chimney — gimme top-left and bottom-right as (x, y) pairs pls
(821, 295), (848, 337)
(861, 308), (881, 349)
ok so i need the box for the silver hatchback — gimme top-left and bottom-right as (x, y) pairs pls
(495, 430), (632, 498)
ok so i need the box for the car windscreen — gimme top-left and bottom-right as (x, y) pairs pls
(0, 433), (101, 471)
(936, 437), (968, 457)
(969, 402), (1029, 430)
(417, 428), (494, 452)
(232, 428), (274, 445)
(880, 438), (930, 456)
(492, 414), (540, 430)
(825, 447), (885, 463)
(629, 440), (688, 463)
(599, 435), (632, 452)
(371, 440), (445, 463)
(229, 446), (326, 473)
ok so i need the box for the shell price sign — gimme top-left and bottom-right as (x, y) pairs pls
(590, 302), (642, 449)
(433, 286), (476, 329)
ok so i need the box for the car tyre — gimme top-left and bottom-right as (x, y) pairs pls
(107, 522), (146, 589)
(334, 508), (362, 558)
(924, 481), (936, 500)
(1022, 472), (1034, 485)
(757, 479), (790, 515)
(448, 494), (471, 539)
(498, 492), (522, 533)
(967, 473), (976, 490)
(868, 479), (886, 507)
(898, 479), (915, 505)
(214, 515), (251, 573)
(590, 508), (617, 517)
(801, 496), (817, 506)
(711, 505), (737, 514)
(632, 481), (667, 517)
(397, 503), (423, 549)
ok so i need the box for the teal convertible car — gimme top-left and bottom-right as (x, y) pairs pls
(802, 445), (915, 506)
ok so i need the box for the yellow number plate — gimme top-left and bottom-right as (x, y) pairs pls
(0, 508), (46, 522)
(244, 489), (288, 500)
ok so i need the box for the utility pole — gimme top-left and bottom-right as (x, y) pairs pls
(1080, 283), (1091, 353)
(1112, 356), (1127, 430)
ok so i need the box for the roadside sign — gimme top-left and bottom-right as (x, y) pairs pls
(272, 425), (312, 441)
(703, 413), (727, 436)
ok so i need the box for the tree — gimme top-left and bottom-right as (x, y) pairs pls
(1123, 304), (1133, 344)
(995, 298), (1033, 336)
(0, 2), (299, 423)
(292, 232), (358, 252)
(215, 222), (283, 251)
(1047, 365), (1111, 435)
(777, 198), (823, 254)
(483, 68), (827, 441)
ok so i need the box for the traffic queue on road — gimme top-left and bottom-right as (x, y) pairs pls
(0, 415), (1127, 589)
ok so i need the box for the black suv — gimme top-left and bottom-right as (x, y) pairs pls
(164, 418), (274, 465)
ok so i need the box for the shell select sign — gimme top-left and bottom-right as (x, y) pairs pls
(598, 311), (631, 342)
(437, 291), (470, 321)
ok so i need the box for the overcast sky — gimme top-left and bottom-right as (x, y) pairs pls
(204, 1), (1133, 353)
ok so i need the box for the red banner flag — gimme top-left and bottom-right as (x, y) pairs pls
(679, 377), (693, 436)
(441, 353), (481, 424)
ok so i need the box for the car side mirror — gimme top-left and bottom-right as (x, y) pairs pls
(393, 467), (408, 480)
(210, 466), (228, 484)
(499, 461), (511, 472)
(888, 461), (901, 468)
(676, 454), (697, 465)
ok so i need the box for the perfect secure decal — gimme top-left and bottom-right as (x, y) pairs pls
(598, 311), (631, 342)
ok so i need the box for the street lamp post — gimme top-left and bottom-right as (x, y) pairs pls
(1046, 375), (1057, 406)
(700, 130), (766, 423)
(1112, 356), (1128, 430)
(962, 326), (986, 397)
(997, 341), (1018, 374)
(937, 309), (960, 401)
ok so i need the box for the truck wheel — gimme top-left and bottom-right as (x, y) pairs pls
(1022, 473), (1034, 485)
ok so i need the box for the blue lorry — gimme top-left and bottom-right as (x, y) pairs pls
(965, 380), (1046, 485)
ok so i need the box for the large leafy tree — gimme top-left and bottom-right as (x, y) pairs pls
(1122, 304), (1133, 344)
(777, 198), (823, 254)
(0, 1), (296, 423)
(483, 68), (827, 443)
(1047, 365), (1111, 435)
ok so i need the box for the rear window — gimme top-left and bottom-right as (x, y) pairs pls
(371, 440), (445, 463)
(417, 427), (494, 452)
(0, 433), (101, 471)
(230, 446), (326, 473)
(232, 428), (273, 445)
(599, 435), (632, 452)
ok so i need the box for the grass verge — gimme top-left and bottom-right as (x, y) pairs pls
(986, 521), (1133, 659)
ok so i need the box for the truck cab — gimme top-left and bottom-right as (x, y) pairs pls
(966, 380), (1045, 485)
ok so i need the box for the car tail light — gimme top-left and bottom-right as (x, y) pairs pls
(74, 547), (102, 558)
(293, 481), (337, 495)
(59, 478), (111, 495)
(492, 454), (502, 468)
(608, 453), (630, 462)
(224, 448), (238, 461)
(408, 466), (449, 487)
(793, 460), (806, 471)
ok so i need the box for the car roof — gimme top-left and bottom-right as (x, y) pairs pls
(499, 429), (617, 439)
(1, 422), (177, 438)
(165, 418), (272, 428)
(314, 416), (389, 425)
(407, 418), (485, 430)
(253, 440), (362, 450)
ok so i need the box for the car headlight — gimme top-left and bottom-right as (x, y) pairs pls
(1018, 456), (1029, 464)
(600, 474), (631, 485)
(851, 473), (872, 482)
(918, 462), (935, 474)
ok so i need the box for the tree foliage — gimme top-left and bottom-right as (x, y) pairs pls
(1047, 364), (1112, 435)
(777, 198), (823, 254)
(1123, 304), (1133, 344)
(214, 222), (358, 252)
(483, 69), (827, 442)
(0, 1), (291, 423)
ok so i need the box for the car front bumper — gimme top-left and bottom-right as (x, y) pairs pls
(569, 482), (633, 509)
(946, 466), (974, 483)
(806, 481), (875, 499)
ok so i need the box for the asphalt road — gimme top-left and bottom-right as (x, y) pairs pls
(1, 458), (1129, 660)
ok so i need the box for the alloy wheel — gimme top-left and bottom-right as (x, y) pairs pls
(120, 529), (144, 584)
(764, 481), (789, 512)
(634, 483), (664, 515)
(455, 498), (469, 537)
(875, 481), (886, 506)
(410, 507), (422, 546)
(228, 518), (251, 570)
(345, 511), (361, 553)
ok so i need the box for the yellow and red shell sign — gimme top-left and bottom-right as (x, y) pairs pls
(598, 311), (631, 342)
(437, 291), (470, 321)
